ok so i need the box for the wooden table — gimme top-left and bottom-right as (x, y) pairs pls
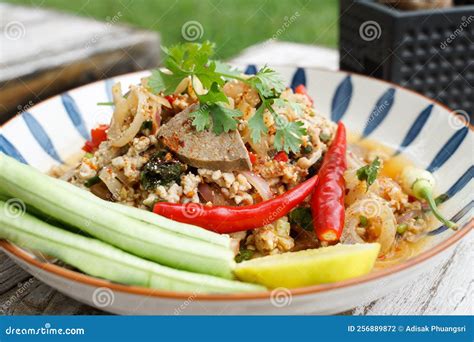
(1, 29), (472, 315)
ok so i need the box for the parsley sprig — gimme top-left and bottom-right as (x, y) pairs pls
(148, 41), (307, 153)
(356, 157), (381, 191)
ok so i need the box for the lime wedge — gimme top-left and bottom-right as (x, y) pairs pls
(235, 243), (380, 289)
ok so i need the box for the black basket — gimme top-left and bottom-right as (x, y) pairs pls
(339, 0), (474, 118)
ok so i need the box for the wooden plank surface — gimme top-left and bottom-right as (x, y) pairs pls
(0, 36), (471, 315)
(0, 4), (160, 123)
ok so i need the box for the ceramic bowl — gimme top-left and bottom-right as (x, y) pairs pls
(1, 66), (472, 314)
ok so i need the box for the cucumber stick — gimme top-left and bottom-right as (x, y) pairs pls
(48, 175), (230, 248)
(0, 201), (264, 293)
(0, 154), (234, 278)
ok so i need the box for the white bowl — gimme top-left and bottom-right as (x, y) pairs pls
(1, 67), (472, 315)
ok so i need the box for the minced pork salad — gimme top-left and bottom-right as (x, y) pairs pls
(52, 41), (455, 266)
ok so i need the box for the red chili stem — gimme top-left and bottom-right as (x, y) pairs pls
(153, 175), (319, 234)
(311, 122), (347, 242)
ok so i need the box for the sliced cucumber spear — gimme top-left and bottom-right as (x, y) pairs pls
(48, 175), (230, 248)
(0, 201), (264, 293)
(0, 154), (234, 278)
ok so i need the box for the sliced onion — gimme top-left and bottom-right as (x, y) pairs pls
(241, 171), (273, 200)
(342, 195), (396, 254)
(109, 83), (130, 135)
(59, 168), (76, 182)
(98, 167), (122, 199)
(229, 231), (247, 256)
(248, 136), (269, 157)
(153, 106), (162, 133)
(114, 169), (132, 186)
(198, 183), (230, 206)
(149, 93), (171, 108)
(346, 149), (365, 170)
(191, 76), (206, 96)
(397, 209), (423, 224)
(90, 182), (114, 201)
(375, 240), (416, 269)
(174, 76), (190, 95)
(109, 88), (146, 147)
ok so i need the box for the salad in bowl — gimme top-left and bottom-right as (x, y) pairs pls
(0, 42), (470, 312)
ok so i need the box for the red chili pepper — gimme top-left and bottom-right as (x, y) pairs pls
(165, 95), (175, 105)
(82, 124), (109, 152)
(311, 122), (347, 242)
(153, 175), (319, 234)
(248, 152), (257, 165)
(295, 84), (314, 105)
(274, 151), (289, 163)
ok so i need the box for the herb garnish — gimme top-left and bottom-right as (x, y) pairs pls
(147, 41), (307, 153)
(356, 157), (381, 191)
(289, 207), (313, 231)
(235, 248), (253, 263)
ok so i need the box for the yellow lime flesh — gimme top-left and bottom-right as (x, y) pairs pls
(235, 243), (380, 289)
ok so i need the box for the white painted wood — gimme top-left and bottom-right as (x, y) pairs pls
(351, 231), (473, 315)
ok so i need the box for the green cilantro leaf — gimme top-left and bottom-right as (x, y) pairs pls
(248, 105), (268, 143)
(248, 66), (286, 98)
(273, 98), (303, 116)
(148, 41), (306, 153)
(274, 121), (306, 153)
(235, 248), (253, 263)
(214, 60), (243, 79)
(147, 69), (165, 94)
(289, 207), (314, 231)
(208, 104), (242, 135)
(190, 106), (211, 131)
(148, 68), (188, 95)
(356, 157), (381, 191)
(148, 41), (219, 95)
(198, 82), (228, 104)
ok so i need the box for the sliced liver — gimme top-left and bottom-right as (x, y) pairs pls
(157, 104), (251, 171)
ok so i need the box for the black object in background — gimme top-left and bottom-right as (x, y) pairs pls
(339, 0), (474, 119)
